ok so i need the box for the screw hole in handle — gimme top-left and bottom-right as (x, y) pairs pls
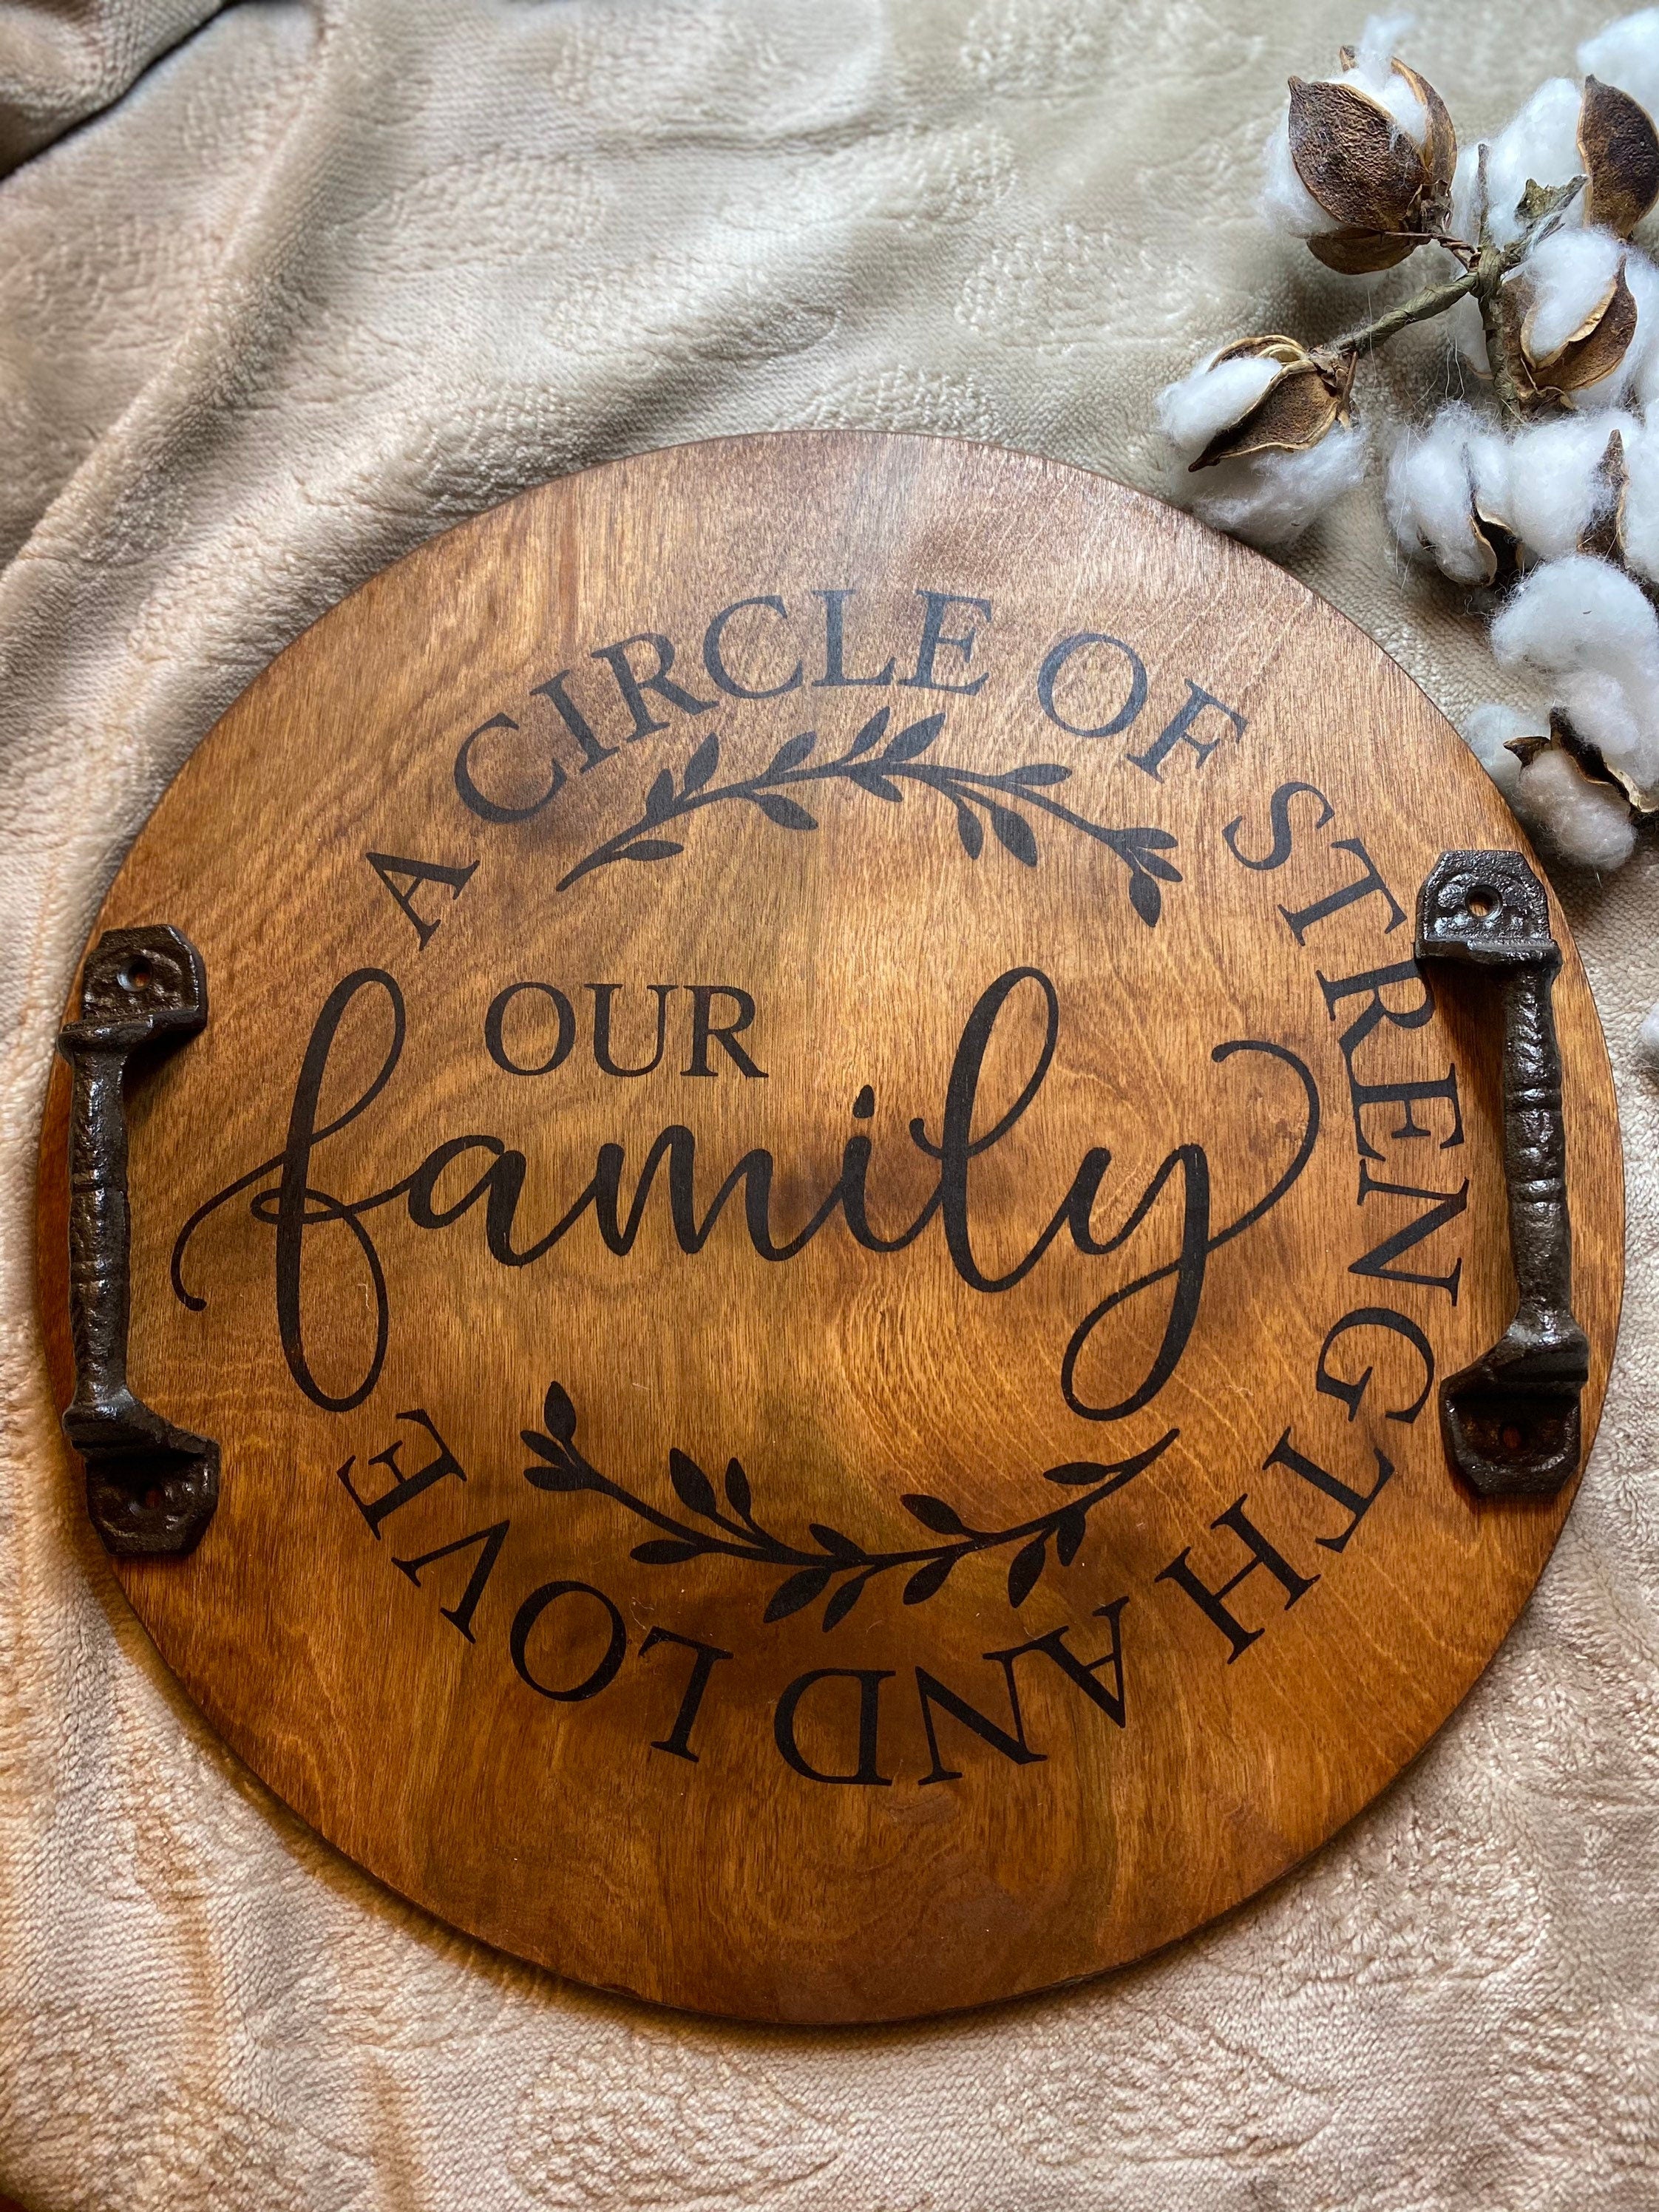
(57, 924), (219, 1555)
(1415, 850), (1590, 1499)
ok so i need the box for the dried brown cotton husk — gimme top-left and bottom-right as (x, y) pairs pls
(1579, 74), (1659, 238)
(1309, 225), (1422, 274)
(1578, 427), (1631, 563)
(1394, 59), (1457, 217)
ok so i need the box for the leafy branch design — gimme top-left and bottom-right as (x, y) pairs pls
(556, 708), (1182, 924)
(520, 1380), (1177, 1631)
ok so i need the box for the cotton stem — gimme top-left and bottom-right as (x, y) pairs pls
(1464, 143), (1580, 425)
(1337, 270), (1479, 356)
(1475, 234), (1530, 425)
(1328, 235), (1536, 424)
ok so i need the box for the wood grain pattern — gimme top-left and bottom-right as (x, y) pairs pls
(35, 432), (1624, 2023)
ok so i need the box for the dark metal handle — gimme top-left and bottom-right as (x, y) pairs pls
(57, 925), (218, 1554)
(1416, 851), (1590, 1498)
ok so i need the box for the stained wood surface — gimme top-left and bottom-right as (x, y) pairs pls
(36, 432), (1624, 2023)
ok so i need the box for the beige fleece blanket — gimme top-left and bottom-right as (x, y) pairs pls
(1, 2), (1655, 2206)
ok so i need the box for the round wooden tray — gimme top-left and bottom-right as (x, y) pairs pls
(38, 432), (1623, 2023)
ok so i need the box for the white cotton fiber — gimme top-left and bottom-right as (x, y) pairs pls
(1451, 78), (1584, 247)
(1619, 418), (1659, 577)
(1500, 410), (1636, 557)
(1619, 251), (1659, 404)
(1346, 13), (1428, 136)
(1580, 10), (1659, 124)
(1490, 552), (1659, 795)
(1638, 998), (1659, 1071)
(1349, 15), (1416, 92)
(1190, 424), (1369, 549)
(1515, 744), (1639, 866)
(1385, 407), (1510, 582)
(1460, 701), (1533, 796)
(1521, 225), (1626, 365)
(1261, 16), (1427, 240)
(1446, 291), (1492, 378)
(1156, 350), (1281, 467)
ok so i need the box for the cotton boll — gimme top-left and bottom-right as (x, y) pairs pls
(1460, 701), (1533, 796)
(1490, 553), (1659, 795)
(1503, 228), (1653, 418)
(1451, 78), (1584, 246)
(1638, 998), (1659, 1071)
(1501, 410), (1636, 558)
(1520, 225), (1625, 363)
(1261, 16), (1428, 240)
(1190, 424), (1368, 549)
(1580, 10), (1659, 124)
(1385, 407), (1510, 582)
(1156, 349), (1280, 470)
(1514, 744), (1638, 866)
(1156, 345), (1367, 547)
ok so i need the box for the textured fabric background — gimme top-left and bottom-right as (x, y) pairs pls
(1, 3), (1655, 2206)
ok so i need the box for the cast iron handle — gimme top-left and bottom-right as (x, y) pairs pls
(57, 925), (219, 1555)
(1416, 850), (1590, 1498)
